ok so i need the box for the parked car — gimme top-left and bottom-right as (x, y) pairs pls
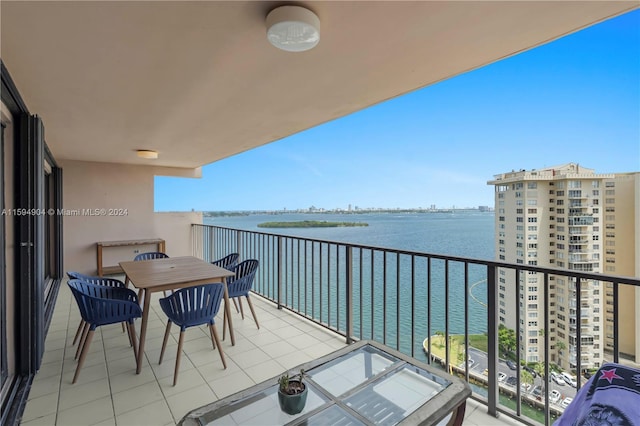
(549, 390), (562, 404)
(551, 372), (565, 386)
(458, 358), (475, 369)
(561, 397), (573, 408)
(521, 383), (532, 393)
(506, 376), (518, 386)
(498, 372), (507, 382)
(531, 386), (543, 401)
(482, 368), (488, 376)
(561, 372), (577, 387)
(523, 365), (537, 377)
(506, 360), (517, 370)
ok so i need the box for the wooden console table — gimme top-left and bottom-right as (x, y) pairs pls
(96, 238), (165, 276)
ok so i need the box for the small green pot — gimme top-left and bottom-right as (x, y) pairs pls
(277, 382), (308, 415)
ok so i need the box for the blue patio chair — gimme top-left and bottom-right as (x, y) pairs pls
(67, 279), (141, 384)
(211, 253), (239, 270)
(158, 283), (227, 386)
(66, 271), (129, 346)
(133, 251), (170, 296)
(223, 259), (260, 340)
(212, 253), (240, 311)
(134, 251), (169, 261)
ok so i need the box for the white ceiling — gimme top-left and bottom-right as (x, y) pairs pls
(2, 1), (637, 170)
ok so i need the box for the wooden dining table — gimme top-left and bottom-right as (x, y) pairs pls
(119, 256), (235, 374)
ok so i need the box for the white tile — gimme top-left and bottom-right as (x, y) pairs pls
(158, 366), (207, 396)
(20, 412), (57, 426)
(186, 346), (225, 368)
(243, 359), (287, 385)
(207, 370), (255, 399)
(56, 395), (114, 425)
(21, 392), (59, 422)
(165, 383), (217, 422)
(219, 336), (258, 356)
(197, 357), (241, 381)
(272, 325), (306, 339)
(40, 347), (65, 365)
(275, 350), (314, 371)
(104, 354), (139, 377)
(230, 347), (268, 370)
(27, 374), (61, 400)
(112, 381), (165, 415)
(58, 376), (111, 411)
(108, 367), (157, 394)
(286, 332), (322, 350)
(93, 418), (117, 426)
(247, 330), (281, 346)
(61, 360), (108, 387)
(31, 359), (63, 381)
(116, 399), (174, 426)
(182, 334), (216, 353)
(302, 341), (336, 358)
(260, 340), (297, 359)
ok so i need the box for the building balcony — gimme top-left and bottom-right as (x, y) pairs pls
(21, 280), (524, 426)
(16, 224), (640, 426)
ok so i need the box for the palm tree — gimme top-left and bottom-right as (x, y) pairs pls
(533, 361), (546, 386)
(521, 370), (534, 394)
(556, 340), (566, 355)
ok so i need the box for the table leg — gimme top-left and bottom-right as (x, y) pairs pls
(448, 401), (467, 426)
(136, 289), (152, 374)
(223, 278), (235, 346)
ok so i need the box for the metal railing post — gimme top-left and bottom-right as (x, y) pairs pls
(613, 280), (619, 363)
(236, 229), (242, 259)
(575, 277), (581, 392)
(346, 245), (353, 344)
(487, 265), (498, 417)
(543, 273), (550, 426)
(277, 236), (283, 309)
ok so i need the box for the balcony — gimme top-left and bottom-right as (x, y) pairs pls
(18, 223), (640, 425)
(21, 279), (523, 426)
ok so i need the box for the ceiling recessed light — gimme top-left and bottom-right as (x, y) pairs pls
(136, 150), (158, 159)
(266, 5), (320, 52)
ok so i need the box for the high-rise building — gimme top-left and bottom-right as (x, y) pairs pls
(488, 163), (640, 371)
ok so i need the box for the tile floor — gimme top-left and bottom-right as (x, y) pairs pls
(20, 279), (525, 425)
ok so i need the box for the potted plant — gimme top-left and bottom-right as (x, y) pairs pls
(277, 368), (308, 415)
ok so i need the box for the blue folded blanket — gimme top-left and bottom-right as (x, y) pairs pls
(554, 363), (640, 425)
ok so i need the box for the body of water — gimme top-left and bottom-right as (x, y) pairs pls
(204, 211), (494, 260)
(203, 211), (495, 358)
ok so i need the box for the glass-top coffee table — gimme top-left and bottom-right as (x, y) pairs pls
(179, 340), (471, 426)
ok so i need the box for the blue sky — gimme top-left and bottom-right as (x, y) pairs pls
(156, 10), (639, 212)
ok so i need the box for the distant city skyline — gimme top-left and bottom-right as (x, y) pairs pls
(155, 10), (639, 212)
(203, 205), (494, 214)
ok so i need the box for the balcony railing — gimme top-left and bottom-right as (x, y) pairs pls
(192, 224), (640, 426)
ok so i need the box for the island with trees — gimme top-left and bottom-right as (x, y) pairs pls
(257, 220), (368, 228)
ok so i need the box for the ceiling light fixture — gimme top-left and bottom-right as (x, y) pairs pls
(266, 5), (320, 52)
(136, 150), (158, 159)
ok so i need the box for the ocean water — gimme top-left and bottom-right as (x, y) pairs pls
(203, 211), (494, 359)
(204, 211), (494, 260)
